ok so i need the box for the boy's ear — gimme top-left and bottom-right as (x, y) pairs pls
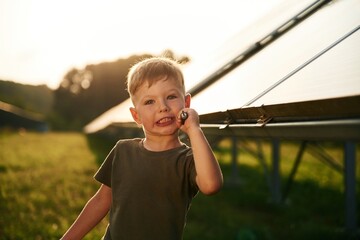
(185, 93), (191, 108)
(129, 107), (142, 125)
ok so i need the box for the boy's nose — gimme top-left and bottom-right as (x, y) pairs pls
(159, 100), (169, 112)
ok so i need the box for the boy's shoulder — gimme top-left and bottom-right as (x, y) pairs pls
(116, 138), (141, 144)
(114, 138), (142, 149)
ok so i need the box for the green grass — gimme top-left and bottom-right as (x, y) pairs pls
(0, 131), (108, 239)
(0, 131), (359, 239)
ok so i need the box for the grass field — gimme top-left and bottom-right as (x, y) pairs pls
(0, 131), (359, 239)
(0, 131), (108, 239)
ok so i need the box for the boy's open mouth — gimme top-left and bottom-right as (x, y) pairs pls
(156, 117), (174, 125)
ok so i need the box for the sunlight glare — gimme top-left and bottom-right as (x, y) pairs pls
(0, 0), (282, 89)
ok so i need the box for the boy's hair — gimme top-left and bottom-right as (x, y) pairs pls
(127, 57), (185, 98)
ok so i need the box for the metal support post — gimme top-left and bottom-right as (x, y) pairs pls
(271, 139), (281, 204)
(344, 141), (357, 233)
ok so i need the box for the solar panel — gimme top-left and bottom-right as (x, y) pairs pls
(191, 0), (360, 114)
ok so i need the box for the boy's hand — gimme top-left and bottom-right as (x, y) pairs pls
(177, 108), (200, 134)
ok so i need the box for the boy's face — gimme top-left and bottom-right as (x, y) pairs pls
(129, 77), (190, 137)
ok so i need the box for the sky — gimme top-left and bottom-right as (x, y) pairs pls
(0, 0), (282, 89)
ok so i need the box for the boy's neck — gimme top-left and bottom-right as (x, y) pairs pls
(142, 137), (183, 152)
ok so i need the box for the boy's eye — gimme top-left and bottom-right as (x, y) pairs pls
(168, 95), (177, 100)
(144, 99), (154, 105)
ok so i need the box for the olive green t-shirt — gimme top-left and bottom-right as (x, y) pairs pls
(94, 138), (198, 240)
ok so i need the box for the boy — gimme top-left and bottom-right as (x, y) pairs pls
(61, 57), (223, 240)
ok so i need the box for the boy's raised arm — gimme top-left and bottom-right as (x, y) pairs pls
(179, 109), (223, 195)
(61, 184), (112, 240)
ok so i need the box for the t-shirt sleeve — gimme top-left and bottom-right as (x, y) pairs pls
(94, 144), (117, 187)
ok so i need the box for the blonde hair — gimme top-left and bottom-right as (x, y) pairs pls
(126, 57), (185, 98)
